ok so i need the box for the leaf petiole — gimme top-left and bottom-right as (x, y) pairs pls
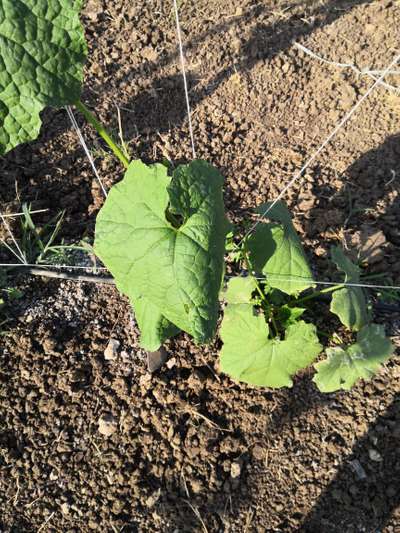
(242, 247), (266, 304)
(270, 314), (280, 338)
(294, 284), (344, 305)
(75, 100), (130, 168)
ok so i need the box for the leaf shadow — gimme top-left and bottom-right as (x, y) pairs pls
(306, 132), (400, 275)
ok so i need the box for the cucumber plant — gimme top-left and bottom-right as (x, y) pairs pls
(94, 159), (395, 393)
(0, 1), (396, 392)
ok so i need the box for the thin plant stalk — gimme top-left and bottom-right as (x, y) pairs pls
(295, 284), (345, 305)
(75, 100), (130, 169)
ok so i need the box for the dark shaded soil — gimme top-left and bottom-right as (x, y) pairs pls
(1, 1), (400, 532)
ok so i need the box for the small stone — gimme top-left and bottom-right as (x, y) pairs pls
(232, 38), (241, 54)
(42, 338), (56, 352)
(20, 369), (30, 380)
(348, 226), (387, 265)
(120, 350), (130, 361)
(350, 459), (367, 480)
(139, 373), (152, 389)
(252, 445), (265, 461)
(368, 448), (383, 462)
(230, 461), (241, 479)
(166, 357), (176, 369)
(190, 479), (203, 494)
(298, 197), (315, 211)
(147, 347), (168, 373)
(104, 339), (120, 361)
(85, 0), (101, 22)
(141, 47), (158, 62)
(61, 503), (70, 515)
(98, 413), (118, 437)
(145, 489), (161, 508)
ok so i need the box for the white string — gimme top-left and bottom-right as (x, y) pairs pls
(173, 0), (197, 158)
(295, 43), (400, 94)
(0, 212), (26, 264)
(1, 209), (48, 219)
(66, 106), (108, 198)
(240, 51), (400, 245)
(0, 263), (107, 271)
(1, 262), (400, 292)
(251, 274), (400, 292)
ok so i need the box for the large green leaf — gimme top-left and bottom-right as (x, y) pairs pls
(247, 202), (314, 295)
(0, 0), (87, 155)
(313, 324), (394, 392)
(224, 275), (257, 304)
(94, 159), (230, 351)
(219, 277), (322, 387)
(330, 247), (369, 331)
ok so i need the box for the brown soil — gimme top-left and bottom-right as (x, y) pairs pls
(1, 1), (400, 532)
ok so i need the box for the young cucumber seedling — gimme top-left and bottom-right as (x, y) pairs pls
(94, 159), (394, 393)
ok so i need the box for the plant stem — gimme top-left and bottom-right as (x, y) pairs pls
(242, 248), (266, 303)
(295, 284), (344, 305)
(270, 314), (279, 337)
(241, 248), (281, 336)
(75, 100), (130, 169)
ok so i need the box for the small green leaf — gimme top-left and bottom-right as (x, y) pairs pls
(277, 305), (305, 328)
(94, 159), (230, 351)
(313, 324), (394, 392)
(330, 247), (369, 331)
(0, 0), (87, 155)
(247, 202), (314, 295)
(7, 288), (23, 301)
(219, 277), (322, 388)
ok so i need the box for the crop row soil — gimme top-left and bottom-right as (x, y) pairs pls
(0, 1), (399, 531)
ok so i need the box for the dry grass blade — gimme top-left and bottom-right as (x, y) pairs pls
(183, 499), (209, 533)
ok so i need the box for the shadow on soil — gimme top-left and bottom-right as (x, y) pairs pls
(109, 0), (374, 141)
(298, 135), (400, 529)
(308, 132), (400, 257)
(342, 132), (400, 251)
(301, 394), (400, 532)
